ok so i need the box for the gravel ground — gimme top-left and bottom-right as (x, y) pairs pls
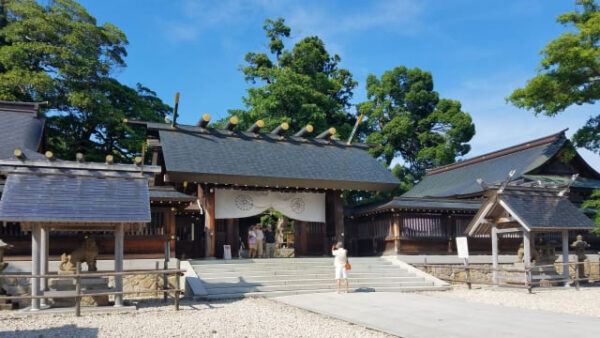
(0, 297), (393, 338)
(418, 284), (600, 318)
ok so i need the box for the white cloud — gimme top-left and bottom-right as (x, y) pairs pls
(442, 72), (600, 171)
(158, 0), (426, 44)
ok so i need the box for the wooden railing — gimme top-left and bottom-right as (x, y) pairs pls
(0, 260), (184, 316)
(412, 261), (594, 293)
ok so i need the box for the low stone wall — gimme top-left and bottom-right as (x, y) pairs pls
(416, 259), (600, 286)
(0, 259), (181, 309)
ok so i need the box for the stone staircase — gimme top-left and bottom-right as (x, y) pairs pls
(189, 256), (448, 300)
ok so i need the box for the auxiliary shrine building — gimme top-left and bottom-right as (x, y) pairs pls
(346, 130), (600, 255)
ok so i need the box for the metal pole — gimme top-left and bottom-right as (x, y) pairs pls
(491, 224), (498, 285)
(31, 224), (41, 311)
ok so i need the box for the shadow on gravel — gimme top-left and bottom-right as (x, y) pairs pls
(134, 297), (243, 311)
(1, 324), (98, 338)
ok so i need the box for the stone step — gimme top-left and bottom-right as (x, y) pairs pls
(192, 262), (393, 271)
(196, 268), (413, 279)
(189, 259), (393, 267)
(205, 281), (433, 294)
(198, 285), (449, 300)
(193, 264), (394, 271)
(202, 276), (426, 287)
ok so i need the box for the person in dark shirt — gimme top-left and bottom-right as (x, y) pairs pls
(264, 225), (276, 258)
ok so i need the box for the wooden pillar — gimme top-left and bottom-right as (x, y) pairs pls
(562, 230), (569, 280)
(523, 230), (531, 268)
(169, 210), (176, 258)
(333, 191), (344, 244)
(198, 184), (216, 257)
(392, 214), (401, 254)
(491, 224), (498, 285)
(40, 225), (49, 307)
(114, 223), (124, 307)
(31, 223), (41, 311)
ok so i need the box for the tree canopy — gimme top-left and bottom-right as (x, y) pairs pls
(225, 18), (357, 139)
(0, 0), (170, 162)
(358, 66), (475, 192)
(508, 0), (600, 154)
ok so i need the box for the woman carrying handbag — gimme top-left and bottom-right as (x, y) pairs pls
(332, 242), (350, 294)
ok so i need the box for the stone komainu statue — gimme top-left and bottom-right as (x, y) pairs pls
(59, 237), (99, 272)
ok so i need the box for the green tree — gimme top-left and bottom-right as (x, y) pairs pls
(0, 0), (170, 162)
(225, 18), (357, 139)
(508, 0), (600, 154)
(358, 66), (475, 191)
(582, 190), (600, 232)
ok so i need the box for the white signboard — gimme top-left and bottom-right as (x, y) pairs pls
(456, 236), (469, 259)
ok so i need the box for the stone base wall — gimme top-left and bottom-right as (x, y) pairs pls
(416, 260), (600, 286)
(1, 272), (179, 309)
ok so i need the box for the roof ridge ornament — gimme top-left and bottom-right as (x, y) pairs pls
(497, 169), (516, 194)
(294, 124), (313, 137)
(247, 120), (264, 133)
(271, 122), (289, 136)
(197, 114), (210, 128)
(558, 174), (578, 197)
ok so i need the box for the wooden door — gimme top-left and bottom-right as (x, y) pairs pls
(175, 215), (205, 259)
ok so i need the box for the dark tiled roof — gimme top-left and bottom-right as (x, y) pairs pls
(0, 102), (46, 160)
(149, 185), (196, 202)
(466, 186), (597, 235)
(157, 127), (400, 191)
(0, 174), (151, 223)
(404, 131), (568, 198)
(347, 197), (482, 216)
(500, 192), (596, 230)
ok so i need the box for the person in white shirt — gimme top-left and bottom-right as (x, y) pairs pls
(248, 225), (257, 258)
(332, 242), (349, 293)
(255, 224), (265, 258)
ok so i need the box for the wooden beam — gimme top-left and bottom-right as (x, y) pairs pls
(393, 214), (401, 254)
(198, 184), (216, 257)
(40, 225), (49, 307)
(333, 190), (344, 243)
(169, 210), (176, 258)
(114, 223), (124, 307)
(496, 227), (522, 234)
(523, 230), (531, 268)
(31, 224), (41, 311)
(562, 230), (569, 279)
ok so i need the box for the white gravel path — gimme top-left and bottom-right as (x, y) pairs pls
(0, 297), (393, 338)
(418, 285), (600, 318)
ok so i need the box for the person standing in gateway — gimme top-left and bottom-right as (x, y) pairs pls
(264, 225), (276, 258)
(332, 242), (349, 294)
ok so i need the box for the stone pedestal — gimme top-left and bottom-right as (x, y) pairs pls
(274, 248), (295, 258)
(48, 277), (110, 307)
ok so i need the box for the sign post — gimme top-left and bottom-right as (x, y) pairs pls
(456, 237), (471, 289)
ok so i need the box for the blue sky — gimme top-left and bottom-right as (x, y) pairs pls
(79, 0), (599, 170)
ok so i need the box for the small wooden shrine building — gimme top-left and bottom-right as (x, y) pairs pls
(346, 130), (600, 254)
(129, 118), (400, 258)
(0, 158), (160, 310)
(466, 182), (597, 284)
